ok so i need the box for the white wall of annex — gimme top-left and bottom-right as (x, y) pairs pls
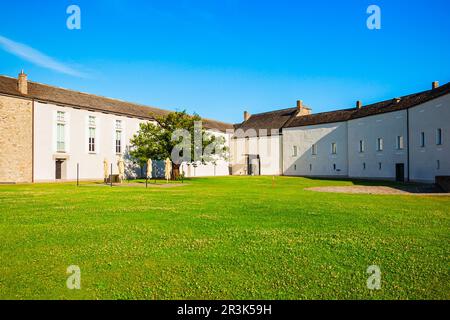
(283, 122), (348, 177)
(409, 94), (450, 182)
(347, 110), (408, 180)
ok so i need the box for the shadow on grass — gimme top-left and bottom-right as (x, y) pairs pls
(302, 176), (444, 194)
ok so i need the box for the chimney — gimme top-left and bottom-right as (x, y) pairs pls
(356, 100), (362, 109)
(296, 100), (312, 116)
(18, 70), (28, 95)
(432, 81), (439, 89)
(244, 111), (251, 122)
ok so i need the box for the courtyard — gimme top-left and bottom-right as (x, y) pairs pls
(0, 176), (448, 299)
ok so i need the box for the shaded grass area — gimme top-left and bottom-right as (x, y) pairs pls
(0, 176), (448, 300)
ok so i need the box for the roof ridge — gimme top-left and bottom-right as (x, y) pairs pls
(249, 106), (297, 117)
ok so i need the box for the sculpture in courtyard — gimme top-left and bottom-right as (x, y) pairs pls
(118, 157), (125, 182)
(147, 159), (153, 179)
(164, 158), (172, 182)
(103, 159), (109, 183)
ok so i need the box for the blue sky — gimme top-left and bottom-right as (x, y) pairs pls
(1, 0), (449, 123)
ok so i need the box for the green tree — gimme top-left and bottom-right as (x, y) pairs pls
(130, 111), (228, 179)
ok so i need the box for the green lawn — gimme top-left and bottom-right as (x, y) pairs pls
(0, 176), (448, 300)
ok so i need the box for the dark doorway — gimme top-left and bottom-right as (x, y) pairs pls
(55, 160), (63, 180)
(246, 154), (260, 176)
(396, 163), (405, 182)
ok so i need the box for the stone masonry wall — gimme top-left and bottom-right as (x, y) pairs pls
(0, 95), (33, 183)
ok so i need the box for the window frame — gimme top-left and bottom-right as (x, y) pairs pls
(436, 128), (443, 145)
(359, 140), (365, 153)
(331, 142), (337, 155)
(377, 138), (383, 151)
(56, 123), (65, 153)
(115, 130), (122, 154)
(397, 135), (404, 150)
(88, 127), (96, 153)
(311, 143), (317, 155)
(420, 132), (425, 148)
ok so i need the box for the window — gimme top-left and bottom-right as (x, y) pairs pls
(377, 138), (383, 151)
(397, 136), (404, 150)
(292, 146), (298, 157)
(436, 128), (442, 145)
(88, 116), (96, 153)
(420, 132), (425, 148)
(359, 140), (365, 153)
(89, 127), (96, 152)
(57, 111), (65, 122)
(56, 111), (66, 152)
(331, 143), (337, 155)
(309, 164), (312, 171)
(311, 144), (317, 155)
(116, 120), (122, 130)
(89, 116), (96, 127)
(437, 160), (440, 170)
(56, 123), (65, 152)
(294, 164), (297, 171)
(378, 162), (382, 170)
(115, 130), (122, 154)
(333, 164), (336, 171)
(363, 162), (366, 170)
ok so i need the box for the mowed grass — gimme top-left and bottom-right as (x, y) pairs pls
(0, 176), (448, 300)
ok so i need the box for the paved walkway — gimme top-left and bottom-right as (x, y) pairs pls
(306, 185), (449, 196)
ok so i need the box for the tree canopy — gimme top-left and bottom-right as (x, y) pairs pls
(130, 111), (228, 179)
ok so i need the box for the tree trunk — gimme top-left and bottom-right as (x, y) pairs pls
(172, 163), (181, 180)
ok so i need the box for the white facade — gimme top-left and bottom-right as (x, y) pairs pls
(283, 122), (348, 177)
(347, 110), (408, 180)
(231, 135), (282, 176)
(33, 101), (147, 182)
(33, 101), (230, 182)
(409, 94), (450, 182)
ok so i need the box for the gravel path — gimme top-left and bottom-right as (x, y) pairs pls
(306, 185), (449, 196)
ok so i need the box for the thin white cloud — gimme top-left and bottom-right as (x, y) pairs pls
(0, 35), (86, 78)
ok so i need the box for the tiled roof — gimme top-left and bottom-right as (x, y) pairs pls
(234, 107), (298, 137)
(284, 82), (450, 128)
(284, 108), (356, 128)
(0, 75), (233, 132)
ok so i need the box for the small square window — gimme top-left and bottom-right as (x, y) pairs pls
(57, 111), (65, 122)
(436, 128), (442, 145)
(420, 132), (425, 148)
(311, 144), (317, 155)
(377, 138), (383, 151)
(397, 136), (404, 150)
(359, 140), (365, 153)
(331, 143), (337, 155)
(89, 116), (96, 127)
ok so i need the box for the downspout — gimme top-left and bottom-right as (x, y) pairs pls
(406, 108), (410, 182)
(32, 99), (35, 183)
